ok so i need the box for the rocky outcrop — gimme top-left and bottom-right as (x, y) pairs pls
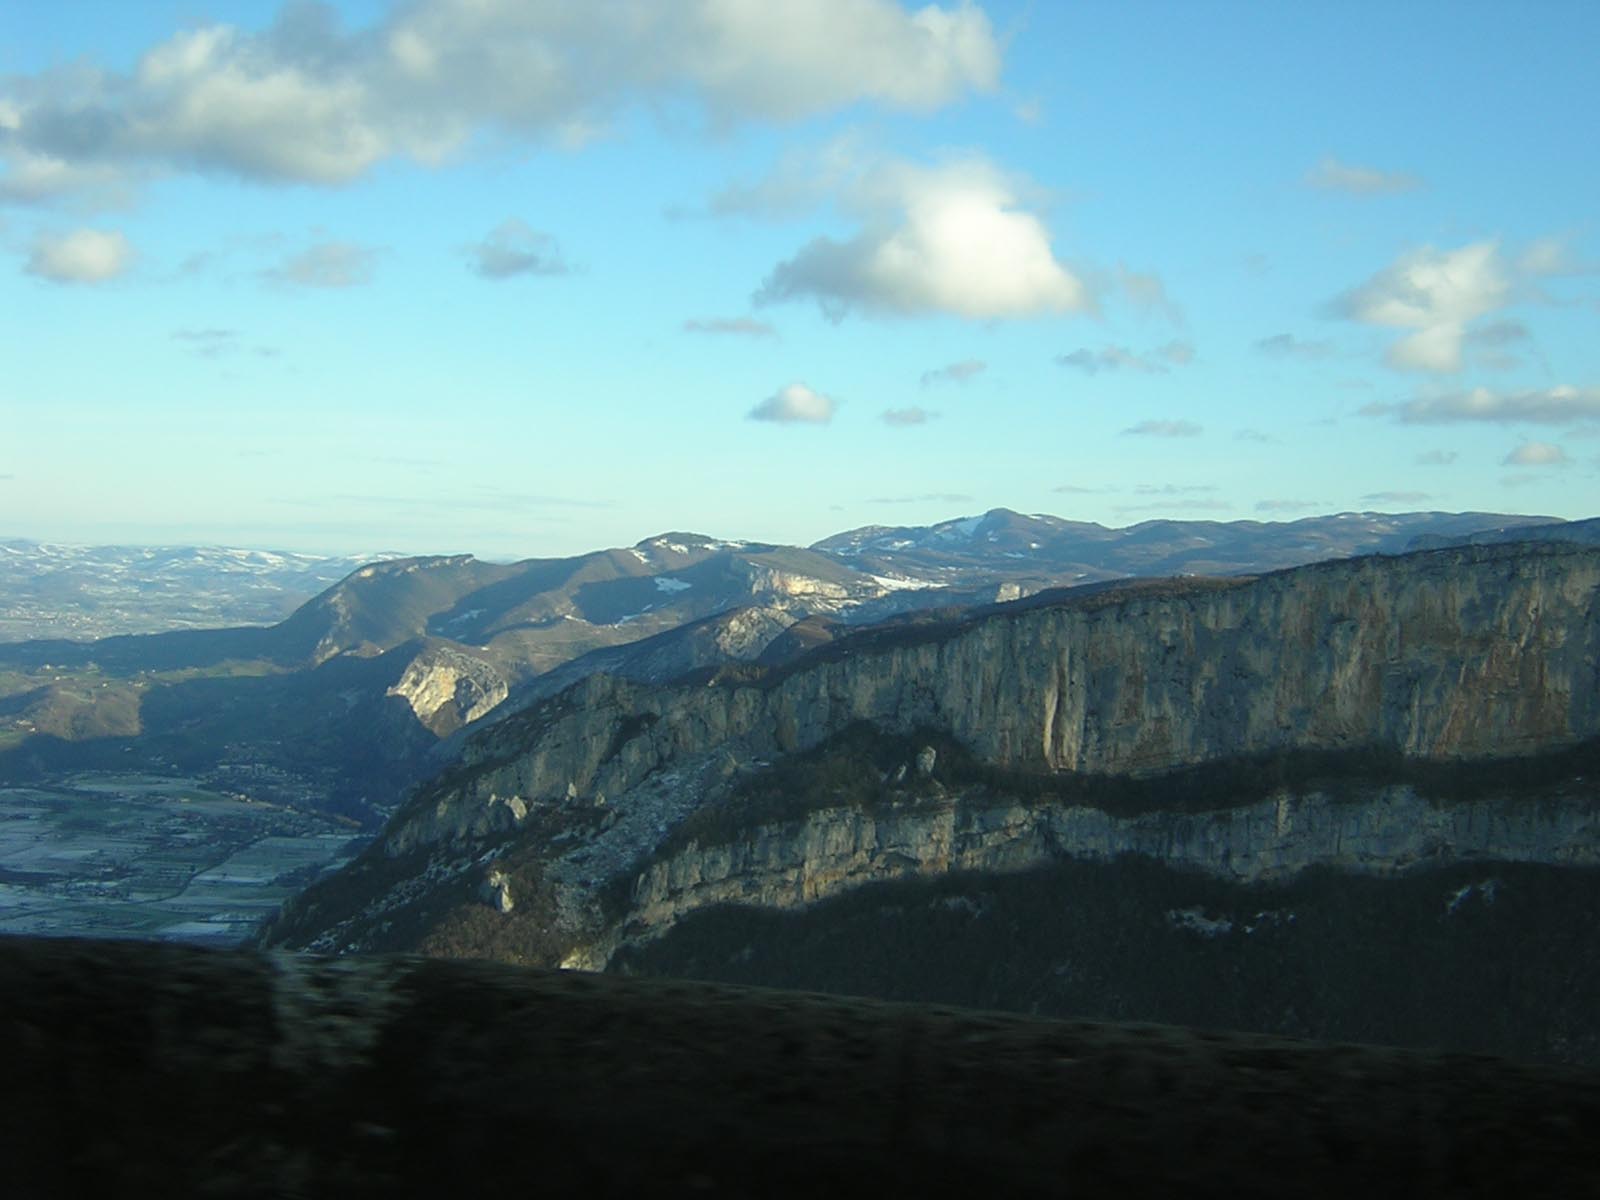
(392, 542), (1600, 854)
(260, 541), (1600, 975)
(385, 644), (508, 735)
(613, 780), (1600, 965)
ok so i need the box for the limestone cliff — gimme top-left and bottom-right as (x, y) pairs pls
(393, 542), (1600, 852)
(607, 778), (1600, 969)
(384, 643), (508, 736)
(260, 541), (1600, 967)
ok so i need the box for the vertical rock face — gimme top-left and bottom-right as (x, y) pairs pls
(622, 783), (1600, 953)
(390, 543), (1600, 853)
(261, 540), (1600, 980)
(385, 645), (509, 736)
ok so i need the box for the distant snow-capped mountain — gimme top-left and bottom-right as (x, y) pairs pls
(0, 539), (402, 642)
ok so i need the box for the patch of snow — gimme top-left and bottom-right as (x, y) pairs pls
(933, 516), (984, 542)
(628, 548), (650, 563)
(654, 577), (691, 593)
(869, 574), (939, 591)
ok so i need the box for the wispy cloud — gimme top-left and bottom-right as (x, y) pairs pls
(1113, 499), (1231, 514)
(1254, 333), (1335, 360)
(748, 382), (837, 425)
(1056, 341), (1194, 374)
(464, 219), (569, 279)
(1362, 386), (1600, 425)
(920, 359), (986, 387)
(265, 241), (381, 288)
(1466, 319), (1530, 348)
(1305, 155), (1424, 196)
(1502, 442), (1570, 467)
(1255, 499), (1324, 512)
(1117, 264), (1183, 323)
(1122, 419), (1202, 437)
(1414, 449), (1458, 465)
(683, 317), (777, 338)
(866, 492), (973, 504)
(171, 328), (239, 357)
(1361, 490), (1432, 504)
(881, 407), (937, 427)
(698, 132), (870, 220)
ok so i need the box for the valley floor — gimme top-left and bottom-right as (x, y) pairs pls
(0, 773), (365, 945)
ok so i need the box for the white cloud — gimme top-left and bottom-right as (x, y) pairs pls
(1362, 385), (1600, 425)
(1, 1), (999, 202)
(465, 218), (568, 278)
(1122, 419), (1202, 438)
(1331, 241), (1509, 372)
(882, 406), (937, 426)
(24, 227), (133, 282)
(920, 358), (985, 386)
(1304, 155), (1424, 195)
(683, 316), (777, 338)
(1056, 341), (1193, 374)
(1502, 442), (1570, 467)
(748, 382), (836, 424)
(755, 156), (1090, 320)
(266, 241), (381, 287)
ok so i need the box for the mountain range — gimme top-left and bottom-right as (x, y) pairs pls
(258, 536), (1600, 1062)
(4, 507), (1600, 1060)
(0, 509), (1582, 823)
(0, 540), (396, 643)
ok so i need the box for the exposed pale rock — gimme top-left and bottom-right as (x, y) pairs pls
(479, 868), (514, 913)
(391, 544), (1600, 854)
(386, 646), (508, 734)
(617, 782), (1600, 961)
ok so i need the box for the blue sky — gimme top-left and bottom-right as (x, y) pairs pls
(3, 0), (1597, 558)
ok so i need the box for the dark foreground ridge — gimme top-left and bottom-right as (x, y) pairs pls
(4, 937), (1598, 1197)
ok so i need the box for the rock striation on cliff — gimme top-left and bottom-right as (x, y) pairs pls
(261, 541), (1600, 976)
(394, 542), (1600, 847)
